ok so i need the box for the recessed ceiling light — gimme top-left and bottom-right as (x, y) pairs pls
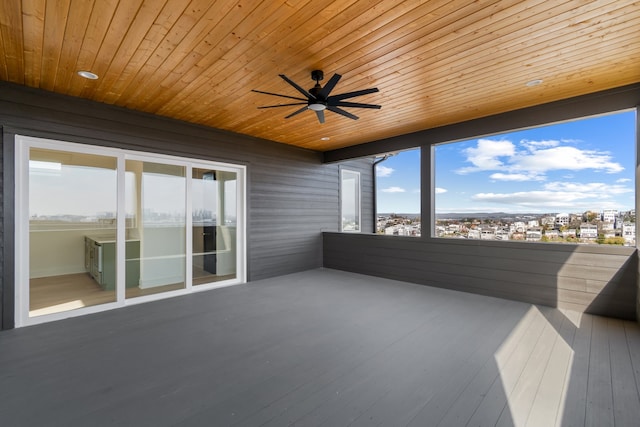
(525, 79), (543, 87)
(320, 137), (330, 141)
(77, 70), (99, 80)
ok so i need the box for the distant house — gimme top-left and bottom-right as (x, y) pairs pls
(447, 224), (461, 233)
(555, 213), (570, 229)
(602, 209), (618, 224)
(385, 225), (419, 236)
(479, 225), (496, 240)
(622, 222), (636, 245)
(467, 229), (481, 239)
(541, 216), (556, 227)
(601, 222), (615, 232)
(513, 222), (526, 233)
(495, 229), (510, 241)
(580, 223), (598, 239)
(526, 228), (542, 241)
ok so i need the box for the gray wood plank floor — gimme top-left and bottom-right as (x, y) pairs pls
(1, 268), (639, 427)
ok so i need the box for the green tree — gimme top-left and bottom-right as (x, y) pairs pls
(603, 237), (626, 245)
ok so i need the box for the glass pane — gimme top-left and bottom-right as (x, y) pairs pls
(341, 170), (361, 232)
(374, 149), (421, 236)
(192, 168), (237, 285)
(434, 111), (636, 245)
(125, 160), (186, 298)
(29, 148), (117, 317)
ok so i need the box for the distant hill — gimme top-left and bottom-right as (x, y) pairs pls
(436, 212), (554, 220)
(380, 212), (576, 221)
(378, 213), (421, 220)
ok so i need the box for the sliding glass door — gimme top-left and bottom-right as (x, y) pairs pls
(126, 160), (186, 299)
(192, 168), (238, 285)
(27, 148), (118, 317)
(15, 135), (246, 326)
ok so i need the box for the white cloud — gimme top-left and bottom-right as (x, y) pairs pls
(520, 139), (560, 151)
(376, 165), (394, 177)
(382, 186), (406, 193)
(512, 146), (623, 174)
(456, 139), (515, 174)
(471, 190), (594, 210)
(489, 172), (544, 182)
(435, 187), (447, 194)
(616, 178), (632, 183)
(543, 181), (632, 195)
(455, 137), (624, 178)
(471, 179), (633, 211)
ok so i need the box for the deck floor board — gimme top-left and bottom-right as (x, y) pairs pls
(0, 268), (638, 426)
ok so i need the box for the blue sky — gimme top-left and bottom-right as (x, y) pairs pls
(376, 148), (421, 214)
(376, 110), (636, 214)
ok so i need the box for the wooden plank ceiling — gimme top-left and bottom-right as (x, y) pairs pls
(1, 0), (639, 151)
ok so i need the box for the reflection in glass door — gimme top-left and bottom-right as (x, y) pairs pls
(17, 135), (245, 326)
(125, 160), (186, 299)
(192, 168), (237, 285)
(28, 148), (117, 317)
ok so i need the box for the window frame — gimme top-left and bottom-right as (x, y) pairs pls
(340, 168), (362, 233)
(429, 109), (637, 246)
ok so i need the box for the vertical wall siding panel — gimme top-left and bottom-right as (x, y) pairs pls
(0, 131), (14, 329)
(323, 233), (637, 320)
(0, 82), (372, 328)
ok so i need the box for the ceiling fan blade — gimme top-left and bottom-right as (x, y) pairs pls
(315, 109), (325, 124)
(319, 73), (341, 99)
(331, 101), (381, 109)
(279, 74), (315, 99)
(327, 106), (359, 120)
(329, 87), (379, 101)
(257, 102), (308, 109)
(251, 89), (307, 102)
(284, 105), (309, 119)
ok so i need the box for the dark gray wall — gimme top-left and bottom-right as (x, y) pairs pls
(0, 81), (372, 329)
(324, 84), (640, 321)
(324, 233), (637, 320)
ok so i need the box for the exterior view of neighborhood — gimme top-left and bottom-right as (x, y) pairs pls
(378, 209), (636, 246)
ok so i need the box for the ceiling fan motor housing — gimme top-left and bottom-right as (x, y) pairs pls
(311, 69), (324, 82)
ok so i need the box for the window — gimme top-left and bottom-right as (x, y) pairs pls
(434, 111), (636, 245)
(375, 148), (421, 236)
(15, 135), (246, 326)
(341, 169), (361, 232)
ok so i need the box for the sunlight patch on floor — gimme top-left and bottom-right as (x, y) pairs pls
(494, 305), (575, 427)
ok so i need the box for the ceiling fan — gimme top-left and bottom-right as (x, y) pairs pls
(252, 70), (381, 123)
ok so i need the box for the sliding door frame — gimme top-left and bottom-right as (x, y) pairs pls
(15, 135), (246, 327)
